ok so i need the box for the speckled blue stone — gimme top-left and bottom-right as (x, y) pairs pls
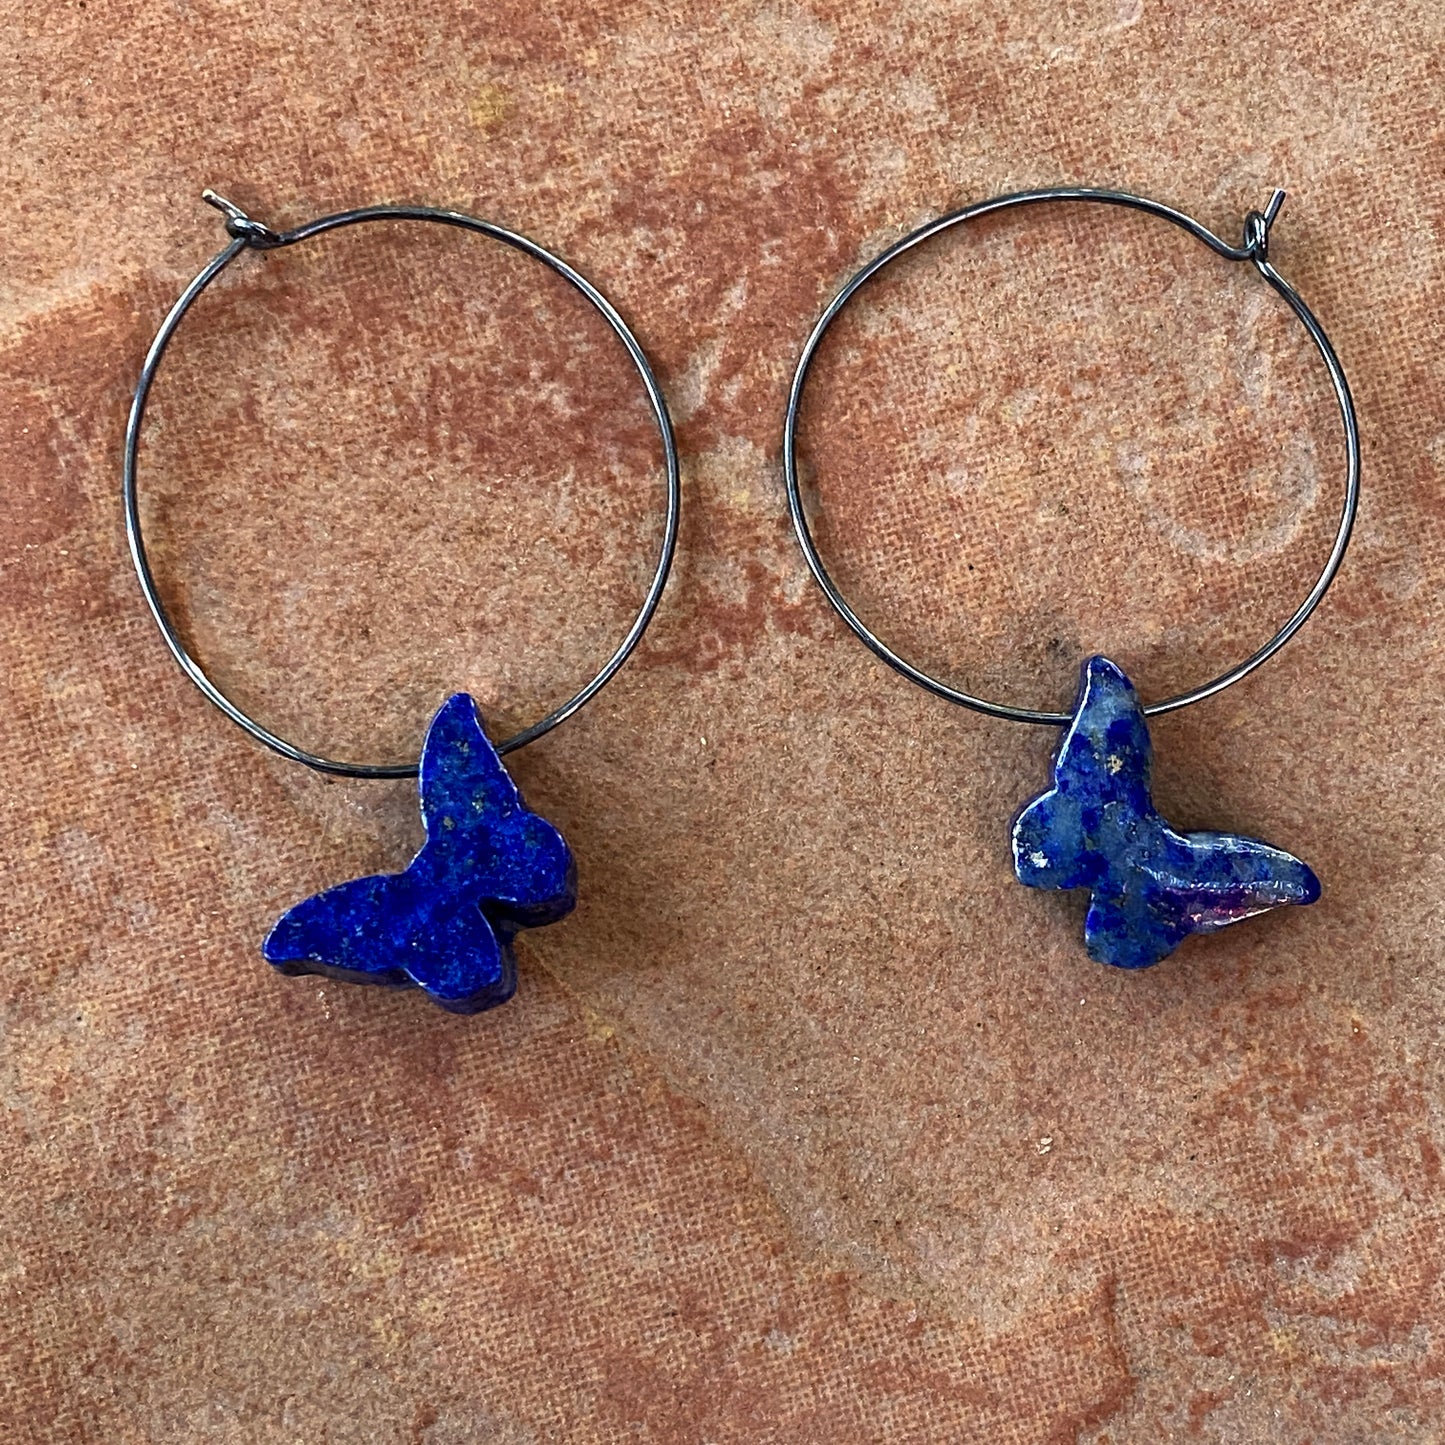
(1012, 656), (1319, 969)
(263, 695), (576, 1013)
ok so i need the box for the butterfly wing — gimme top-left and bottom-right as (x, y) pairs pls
(1012, 787), (1097, 890)
(1053, 656), (1154, 794)
(415, 693), (576, 928)
(420, 693), (527, 837)
(1156, 828), (1321, 932)
(262, 868), (514, 1013)
(263, 873), (417, 985)
(395, 893), (517, 1014)
(1082, 826), (1321, 968)
(1083, 889), (1193, 969)
(1013, 656), (1156, 892)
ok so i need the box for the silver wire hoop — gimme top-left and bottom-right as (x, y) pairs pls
(783, 187), (1360, 725)
(125, 191), (681, 778)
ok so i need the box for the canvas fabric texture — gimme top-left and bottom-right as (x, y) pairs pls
(2, 1), (1443, 1440)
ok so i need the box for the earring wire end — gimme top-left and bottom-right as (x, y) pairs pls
(201, 189), (282, 248)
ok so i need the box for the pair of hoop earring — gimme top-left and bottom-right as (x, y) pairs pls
(125, 185), (1358, 1012)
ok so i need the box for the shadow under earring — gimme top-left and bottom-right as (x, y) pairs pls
(784, 186), (1358, 970)
(125, 192), (680, 1012)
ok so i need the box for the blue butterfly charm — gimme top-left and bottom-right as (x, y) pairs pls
(263, 694), (576, 1012)
(1011, 656), (1319, 969)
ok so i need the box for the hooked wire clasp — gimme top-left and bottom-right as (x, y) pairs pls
(202, 189), (284, 248)
(1239, 188), (1287, 265)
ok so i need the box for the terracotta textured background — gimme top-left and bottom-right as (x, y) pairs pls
(3, 0), (1444, 1440)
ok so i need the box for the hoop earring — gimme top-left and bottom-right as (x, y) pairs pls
(784, 186), (1358, 970)
(125, 192), (681, 1013)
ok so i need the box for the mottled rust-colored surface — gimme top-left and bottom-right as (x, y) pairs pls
(3, 0), (1443, 1440)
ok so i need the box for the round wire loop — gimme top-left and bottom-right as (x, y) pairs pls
(125, 199), (682, 778)
(782, 186), (1360, 725)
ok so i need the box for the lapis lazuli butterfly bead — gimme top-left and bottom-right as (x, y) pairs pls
(1011, 656), (1319, 969)
(263, 694), (576, 1013)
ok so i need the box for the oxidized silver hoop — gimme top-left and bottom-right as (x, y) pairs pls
(126, 191), (681, 779)
(783, 186), (1359, 726)
(783, 187), (1358, 971)
(124, 191), (680, 1013)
